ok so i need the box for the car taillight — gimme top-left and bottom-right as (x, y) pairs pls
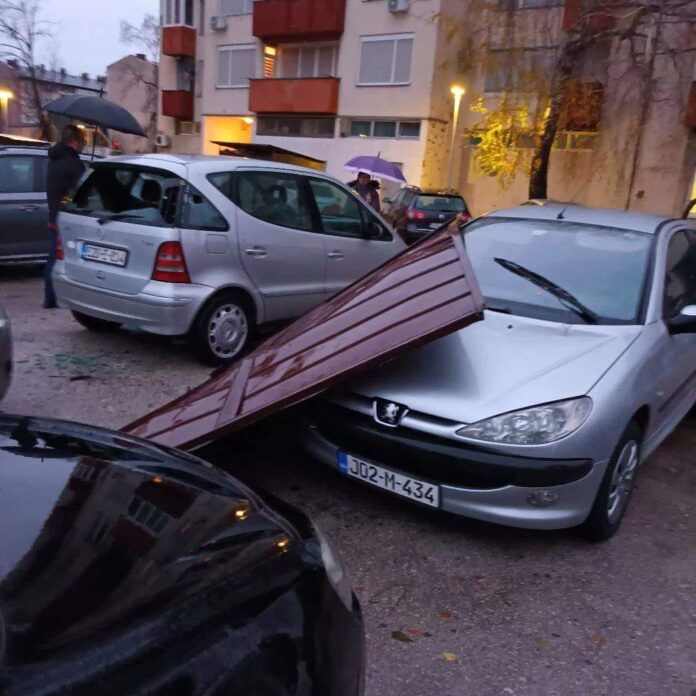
(152, 241), (190, 283)
(459, 213), (471, 224)
(407, 210), (426, 220)
(55, 229), (64, 260)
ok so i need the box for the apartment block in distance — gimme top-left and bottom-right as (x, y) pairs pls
(158, 0), (468, 196)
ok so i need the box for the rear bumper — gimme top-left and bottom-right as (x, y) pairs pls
(53, 272), (212, 336)
(301, 414), (607, 531)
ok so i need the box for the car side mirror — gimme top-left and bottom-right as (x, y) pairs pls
(667, 305), (696, 335)
(364, 221), (384, 240)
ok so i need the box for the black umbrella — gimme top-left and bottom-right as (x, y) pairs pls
(44, 94), (146, 137)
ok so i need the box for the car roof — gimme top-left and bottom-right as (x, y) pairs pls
(486, 203), (674, 234)
(0, 145), (49, 156)
(101, 152), (326, 176)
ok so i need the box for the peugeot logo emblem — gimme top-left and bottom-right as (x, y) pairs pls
(373, 398), (409, 428)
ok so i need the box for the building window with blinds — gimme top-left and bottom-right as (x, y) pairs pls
(217, 45), (257, 87)
(358, 34), (414, 86)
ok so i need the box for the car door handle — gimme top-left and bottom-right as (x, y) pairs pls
(21, 204), (39, 211)
(327, 251), (344, 260)
(245, 246), (268, 258)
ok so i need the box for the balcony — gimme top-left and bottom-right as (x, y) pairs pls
(685, 82), (696, 129)
(162, 26), (196, 58)
(253, 0), (346, 44)
(249, 77), (340, 114)
(558, 81), (604, 131)
(162, 90), (194, 120)
(562, 0), (616, 32)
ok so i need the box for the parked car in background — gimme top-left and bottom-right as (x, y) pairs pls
(0, 414), (364, 695)
(0, 145), (90, 263)
(53, 155), (405, 365)
(303, 205), (696, 541)
(0, 304), (11, 400)
(383, 186), (470, 244)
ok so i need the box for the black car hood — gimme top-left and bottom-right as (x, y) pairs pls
(0, 416), (297, 666)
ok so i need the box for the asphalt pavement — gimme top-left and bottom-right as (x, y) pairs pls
(1, 267), (695, 696)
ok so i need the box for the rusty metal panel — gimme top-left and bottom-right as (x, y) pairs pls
(124, 226), (484, 450)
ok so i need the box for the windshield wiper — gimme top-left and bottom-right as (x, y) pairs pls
(493, 258), (599, 325)
(97, 213), (143, 225)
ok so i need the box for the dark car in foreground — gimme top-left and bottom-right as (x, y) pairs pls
(383, 186), (470, 244)
(0, 415), (364, 695)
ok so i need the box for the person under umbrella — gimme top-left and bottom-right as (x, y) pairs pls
(349, 171), (381, 212)
(44, 125), (85, 309)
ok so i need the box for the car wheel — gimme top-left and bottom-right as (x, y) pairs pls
(71, 311), (120, 333)
(190, 292), (252, 366)
(580, 422), (642, 542)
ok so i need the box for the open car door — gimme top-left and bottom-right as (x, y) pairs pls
(124, 225), (484, 451)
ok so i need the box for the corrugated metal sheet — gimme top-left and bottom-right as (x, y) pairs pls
(123, 225), (484, 450)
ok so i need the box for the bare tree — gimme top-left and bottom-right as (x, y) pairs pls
(529, 0), (696, 200)
(0, 0), (54, 139)
(119, 14), (160, 143)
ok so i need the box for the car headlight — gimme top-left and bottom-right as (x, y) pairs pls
(456, 397), (592, 445)
(313, 523), (354, 610)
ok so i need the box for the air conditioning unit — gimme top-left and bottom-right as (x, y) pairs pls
(155, 133), (171, 148)
(388, 0), (409, 12)
(211, 15), (227, 30)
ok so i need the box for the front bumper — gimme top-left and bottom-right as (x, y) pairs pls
(302, 406), (608, 530)
(53, 272), (213, 336)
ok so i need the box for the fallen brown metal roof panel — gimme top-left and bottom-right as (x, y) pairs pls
(123, 225), (484, 450)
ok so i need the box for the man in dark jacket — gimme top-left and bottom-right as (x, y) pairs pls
(349, 172), (381, 213)
(44, 125), (85, 308)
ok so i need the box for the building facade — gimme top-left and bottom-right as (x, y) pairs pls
(105, 54), (159, 153)
(157, 0), (696, 216)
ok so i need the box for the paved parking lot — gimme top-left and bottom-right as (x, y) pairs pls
(2, 268), (695, 696)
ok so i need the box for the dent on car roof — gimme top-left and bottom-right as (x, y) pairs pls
(124, 225), (484, 451)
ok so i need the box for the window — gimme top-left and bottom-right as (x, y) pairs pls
(415, 195), (466, 214)
(348, 119), (420, 139)
(663, 230), (696, 318)
(484, 48), (556, 93)
(280, 44), (338, 78)
(217, 45), (257, 87)
(0, 155), (43, 193)
(65, 167), (182, 228)
(359, 34), (414, 86)
(164, 0), (194, 26)
(257, 116), (335, 138)
(73, 461), (97, 482)
(553, 131), (598, 151)
(127, 496), (171, 534)
(310, 179), (363, 238)
(220, 0), (254, 15)
(227, 171), (314, 231)
(175, 120), (201, 135)
(181, 186), (228, 230)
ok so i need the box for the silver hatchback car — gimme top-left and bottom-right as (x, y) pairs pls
(53, 155), (405, 364)
(303, 205), (696, 540)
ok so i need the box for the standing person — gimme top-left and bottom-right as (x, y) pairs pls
(350, 171), (381, 213)
(44, 125), (85, 309)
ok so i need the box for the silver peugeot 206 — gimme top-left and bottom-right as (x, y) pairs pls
(303, 204), (696, 540)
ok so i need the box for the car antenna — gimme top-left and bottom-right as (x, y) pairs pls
(556, 208), (566, 220)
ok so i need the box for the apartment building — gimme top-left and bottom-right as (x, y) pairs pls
(157, 0), (696, 216)
(158, 0), (467, 197)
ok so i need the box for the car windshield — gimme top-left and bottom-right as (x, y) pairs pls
(415, 195), (465, 213)
(462, 218), (654, 325)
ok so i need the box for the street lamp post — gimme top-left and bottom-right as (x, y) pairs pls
(0, 90), (14, 132)
(447, 85), (465, 190)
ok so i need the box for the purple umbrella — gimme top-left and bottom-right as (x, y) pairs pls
(343, 155), (406, 184)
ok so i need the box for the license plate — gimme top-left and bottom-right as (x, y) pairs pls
(429, 222), (442, 229)
(338, 452), (439, 508)
(81, 243), (127, 267)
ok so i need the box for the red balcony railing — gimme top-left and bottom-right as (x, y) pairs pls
(562, 0), (616, 32)
(249, 77), (340, 114)
(685, 82), (696, 129)
(253, 0), (346, 43)
(162, 90), (194, 120)
(162, 26), (196, 57)
(558, 81), (604, 131)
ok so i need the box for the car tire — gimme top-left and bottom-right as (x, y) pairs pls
(580, 422), (643, 542)
(71, 311), (120, 333)
(189, 292), (252, 366)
